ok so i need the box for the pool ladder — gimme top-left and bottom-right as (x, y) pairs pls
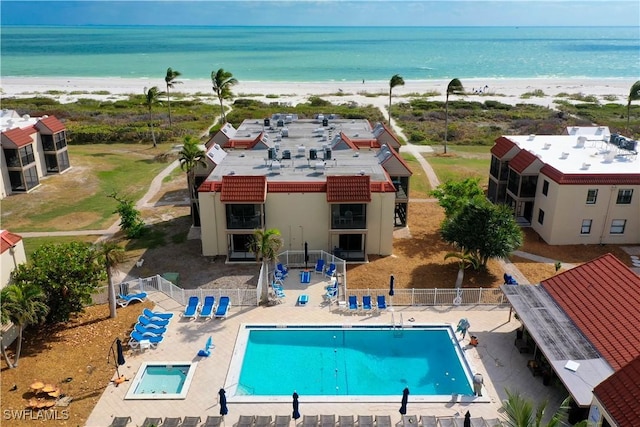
(391, 312), (404, 337)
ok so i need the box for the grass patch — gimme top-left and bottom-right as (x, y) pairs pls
(425, 152), (490, 186)
(127, 227), (167, 250)
(400, 153), (431, 197)
(171, 230), (189, 244)
(22, 236), (99, 261)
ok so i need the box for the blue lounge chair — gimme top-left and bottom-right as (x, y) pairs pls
(134, 323), (166, 336)
(142, 308), (174, 321)
(376, 295), (387, 310)
(348, 295), (358, 311)
(214, 296), (230, 319)
(129, 330), (164, 348)
(298, 294), (309, 305)
(197, 336), (215, 357)
(314, 259), (325, 274)
(325, 263), (336, 278)
(116, 292), (147, 307)
(324, 286), (338, 300)
(276, 263), (289, 278)
(183, 296), (200, 319)
(137, 315), (170, 328)
(199, 296), (216, 319)
(300, 270), (311, 284)
(362, 295), (373, 311)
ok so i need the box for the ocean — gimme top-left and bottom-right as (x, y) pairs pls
(1, 26), (639, 81)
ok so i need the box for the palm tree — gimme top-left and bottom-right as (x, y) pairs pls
(179, 135), (207, 226)
(388, 74), (405, 123)
(444, 250), (479, 289)
(165, 67), (182, 127)
(444, 78), (464, 154)
(211, 68), (238, 123)
(0, 282), (49, 368)
(247, 228), (283, 304)
(143, 86), (164, 147)
(626, 80), (640, 132)
(96, 241), (126, 319)
(501, 390), (587, 427)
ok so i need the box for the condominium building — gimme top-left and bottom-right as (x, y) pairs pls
(0, 109), (70, 199)
(488, 127), (639, 245)
(198, 114), (411, 261)
(1, 229), (26, 348)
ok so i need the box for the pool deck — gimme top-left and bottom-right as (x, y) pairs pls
(87, 273), (566, 427)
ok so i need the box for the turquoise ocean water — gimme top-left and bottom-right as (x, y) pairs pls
(1, 26), (639, 81)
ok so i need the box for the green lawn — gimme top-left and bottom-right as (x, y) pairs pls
(1, 143), (175, 232)
(400, 153), (431, 197)
(424, 146), (491, 185)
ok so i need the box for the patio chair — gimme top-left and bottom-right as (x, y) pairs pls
(143, 308), (174, 321)
(214, 296), (231, 319)
(324, 286), (338, 301)
(141, 417), (162, 427)
(134, 323), (166, 336)
(314, 259), (325, 274)
(201, 416), (223, 427)
(362, 295), (373, 311)
(255, 416), (273, 427)
(108, 416), (131, 427)
(348, 295), (358, 311)
(419, 416), (437, 427)
(324, 263), (336, 278)
(276, 263), (289, 278)
(437, 418), (455, 427)
(129, 330), (164, 348)
(183, 296), (200, 319)
(116, 292), (147, 307)
(401, 416), (417, 427)
(275, 416), (291, 427)
(303, 415), (319, 427)
(199, 296), (216, 319)
(238, 416), (255, 427)
(338, 416), (354, 427)
(482, 418), (504, 427)
(138, 315), (170, 328)
(160, 418), (181, 427)
(377, 416), (392, 427)
(180, 417), (201, 427)
(376, 295), (387, 310)
(320, 415), (335, 427)
(356, 416), (373, 427)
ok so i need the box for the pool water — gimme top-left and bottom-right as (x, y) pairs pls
(125, 362), (197, 400)
(230, 326), (473, 399)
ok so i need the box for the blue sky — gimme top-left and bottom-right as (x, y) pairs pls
(2, 1), (639, 27)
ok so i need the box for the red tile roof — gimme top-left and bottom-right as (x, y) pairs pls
(326, 175), (371, 202)
(0, 230), (23, 254)
(37, 116), (65, 133)
(219, 176), (267, 202)
(490, 136), (517, 158)
(509, 149), (538, 173)
(541, 165), (640, 185)
(541, 253), (640, 370)
(1, 127), (35, 148)
(594, 356), (640, 427)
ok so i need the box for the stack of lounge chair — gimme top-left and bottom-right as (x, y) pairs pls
(129, 309), (174, 349)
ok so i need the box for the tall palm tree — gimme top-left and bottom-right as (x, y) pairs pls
(143, 86), (164, 147)
(626, 80), (640, 132)
(165, 67), (182, 127)
(96, 241), (126, 319)
(444, 78), (464, 154)
(388, 74), (405, 123)
(211, 68), (238, 123)
(0, 282), (49, 368)
(444, 250), (479, 289)
(247, 228), (283, 304)
(179, 135), (207, 226)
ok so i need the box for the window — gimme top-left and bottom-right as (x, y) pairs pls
(610, 219), (626, 234)
(542, 180), (549, 196)
(537, 209), (545, 225)
(586, 189), (598, 204)
(580, 219), (592, 234)
(616, 189), (633, 204)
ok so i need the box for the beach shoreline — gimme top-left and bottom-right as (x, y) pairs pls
(1, 76), (634, 107)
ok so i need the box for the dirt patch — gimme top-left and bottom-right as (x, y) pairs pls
(40, 212), (104, 231)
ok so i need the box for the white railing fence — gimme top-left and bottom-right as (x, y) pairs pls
(278, 250), (347, 289)
(93, 277), (506, 308)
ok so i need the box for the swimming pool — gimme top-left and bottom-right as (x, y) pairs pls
(125, 362), (197, 400)
(227, 325), (475, 403)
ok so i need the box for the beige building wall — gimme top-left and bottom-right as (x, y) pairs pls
(1, 239), (26, 289)
(533, 179), (640, 245)
(199, 191), (396, 257)
(0, 149), (8, 199)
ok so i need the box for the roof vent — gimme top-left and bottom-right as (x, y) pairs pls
(22, 114), (30, 120)
(354, 152), (360, 157)
(359, 170), (365, 175)
(543, 143), (551, 150)
(228, 170), (235, 175)
(314, 162), (325, 170)
(560, 152), (569, 159)
(528, 134), (535, 140)
(271, 162), (281, 171)
(581, 163), (591, 170)
(577, 136), (587, 148)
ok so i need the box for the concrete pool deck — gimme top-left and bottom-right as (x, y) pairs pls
(86, 275), (567, 427)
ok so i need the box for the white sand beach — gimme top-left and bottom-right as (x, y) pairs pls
(1, 76), (635, 108)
